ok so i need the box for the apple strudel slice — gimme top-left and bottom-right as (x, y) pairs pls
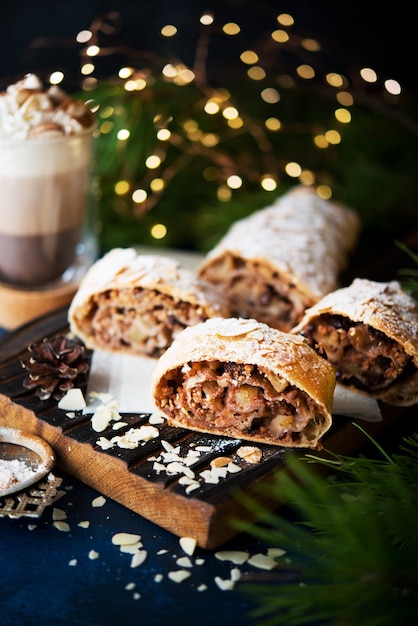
(197, 185), (360, 332)
(152, 317), (336, 449)
(292, 278), (418, 406)
(68, 248), (228, 357)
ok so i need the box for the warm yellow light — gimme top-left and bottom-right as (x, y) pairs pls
(161, 25), (177, 37)
(285, 162), (302, 177)
(223, 22), (240, 35)
(223, 106), (239, 120)
(265, 117), (281, 131)
(261, 176), (277, 191)
(296, 64), (315, 79)
(317, 185), (332, 200)
(115, 180), (130, 195)
(314, 134), (329, 148)
(117, 129), (130, 141)
(150, 178), (165, 192)
(326, 73), (346, 88)
(217, 186), (232, 201)
(132, 189), (147, 203)
(299, 170), (315, 185)
(247, 66), (266, 80)
(162, 64), (177, 78)
(227, 175), (243, 189)
(201, 133), (219, 147)
(49, 71), (64, 85)
(271, 29), (289, 43)
(277, 13), (294, 26)
(301, 38), (320, 51)
(119, 67), (134, 79)
(81, 63), (95, 75)
(100, 106), (114, 118)
(145, 155), (161, 169)
(240, 50), (259, 64)
(157, 128), (171, 141)
(151, 223), (167, 239)
(360, 67), (377, 83)
(325, 129), (341, 144)
(261, 88), (280, 104)
(385, 79), (401, 95)
(176, 68), (195, 84)
(336, 91), (354, 106)
(76, 30), (92, 44)
(335, 108), (351, 123)
(204, 100), (220, 114)
(200, 13), (214, 25)
(99, 120), (113, 134)
(86, 45), (100, 57)
(227, 117), (243, 129)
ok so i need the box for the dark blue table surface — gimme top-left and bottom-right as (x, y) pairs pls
(0, 465), (278, 626)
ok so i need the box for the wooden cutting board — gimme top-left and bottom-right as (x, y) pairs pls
(0, 307), (412, 549)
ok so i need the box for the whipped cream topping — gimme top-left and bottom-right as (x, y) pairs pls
(0, 74), (95, 140)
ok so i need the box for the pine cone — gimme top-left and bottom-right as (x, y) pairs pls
(21, 335), (90, 401)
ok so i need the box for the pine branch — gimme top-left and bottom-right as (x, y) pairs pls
(235, 431), (418, 626)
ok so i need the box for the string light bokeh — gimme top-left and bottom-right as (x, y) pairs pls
(28, 7), (417, 254)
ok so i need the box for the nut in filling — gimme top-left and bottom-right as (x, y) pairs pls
(300, 313), (416, 393)
(158, 361), (325, 445)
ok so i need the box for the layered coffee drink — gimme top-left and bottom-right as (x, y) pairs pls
(0, 74), (96, 287)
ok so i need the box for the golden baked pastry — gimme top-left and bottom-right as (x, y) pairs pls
(68, 248), (228, 357)
(151, 317), (336, 449)
(292, 278), (418, 406)
(197, 185), (360, 332)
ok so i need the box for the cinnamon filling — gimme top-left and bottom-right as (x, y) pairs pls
(157, 361), (324, 444)
(300, 313), (416, 392)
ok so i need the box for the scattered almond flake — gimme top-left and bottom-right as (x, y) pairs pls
(195, 445), (212, 452)
(152, 461), (167, 474)
(112, 532), (142, 546)
(161, 440), (176, 452)
(27, 524), (37, 531)
(197, 584), (208, 592)
(133, 592), (141, 600)
(78, 520), (90, 529)
(166, 462), (195, 479)
(125, 582), (135, 590)
(236, 445), (263, 464)
(65, 412), (76, 419)
(168, 570), (191, 583)
(68, 559), (77, 566)
(88, 550), (99, 560)
(53, 521), (71, 532)
(92, 495), (106, 508)
(176, 556), (193, 568)
(154, 573), (164, 582)
(215, 550), (249, 565)
(148, 413), (165, 425)
(195, 558), (205, 566)
(58, 388), (86, 411)
(231, 567), (242, 582)
(179, 536), (197, 556)
(214, 576), (235, 591)
(267, 547), (286, 558)
(157, 549), (168, 555)
(112, 421), (128, 430)
(130, 550), (147, 568)
(120, 542), (143, 554)
(52, 507), (67, 521)
(247, 553), (277, 570)
(91, 407), (115, 432)
(210, 456), (232, 468)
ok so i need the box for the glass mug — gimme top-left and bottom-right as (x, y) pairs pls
(0, 127), (98, 288)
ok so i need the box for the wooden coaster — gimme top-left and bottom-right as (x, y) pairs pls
(0, 280), (77, 331)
